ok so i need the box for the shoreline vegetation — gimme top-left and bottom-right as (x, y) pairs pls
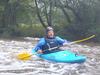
(0, 0), (100, 43)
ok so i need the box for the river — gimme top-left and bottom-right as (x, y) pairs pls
(0, 38), (100, 75)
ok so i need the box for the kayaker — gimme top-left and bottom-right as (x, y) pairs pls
(34, 26), (69, 54)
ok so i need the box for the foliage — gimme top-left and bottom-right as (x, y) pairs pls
(17, 23), (45, 37)
(0, 0), (100, 42)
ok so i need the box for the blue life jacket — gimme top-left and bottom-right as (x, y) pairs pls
(41, 37), (60, 51)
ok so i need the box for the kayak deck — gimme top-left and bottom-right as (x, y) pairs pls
(33, 50), (86, 63)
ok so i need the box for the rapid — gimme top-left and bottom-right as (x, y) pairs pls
(0, 38), (100, 75)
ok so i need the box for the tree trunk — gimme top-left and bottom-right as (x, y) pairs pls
(43, 0), (53, 26)
(1, 0), (19, 34)
(57, 0), (71, 23)
(35, 0), (47, 29)
(48, 0), (53, 26)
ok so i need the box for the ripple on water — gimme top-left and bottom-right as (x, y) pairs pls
(0, 39), (100, 75)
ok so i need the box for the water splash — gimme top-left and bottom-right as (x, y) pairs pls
(0, 39), (100, 75)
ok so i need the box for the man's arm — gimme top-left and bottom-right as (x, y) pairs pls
(33, 38), (45, 53)
(56, 36), (70, 45)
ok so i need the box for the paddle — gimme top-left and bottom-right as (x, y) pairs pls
(17, 46), (60, 60)
(17, 35), (95, 61)
(63, 35), (95, 46)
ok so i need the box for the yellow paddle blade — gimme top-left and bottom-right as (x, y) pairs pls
(17, 52), (32, 60)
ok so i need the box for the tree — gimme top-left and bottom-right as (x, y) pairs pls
(0, 0), (20, 35)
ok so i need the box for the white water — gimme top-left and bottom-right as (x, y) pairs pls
(0, 39), (100, 75)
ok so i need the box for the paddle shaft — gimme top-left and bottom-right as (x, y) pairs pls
(70, 35), (95, 44)
(63, 35), (95, 46)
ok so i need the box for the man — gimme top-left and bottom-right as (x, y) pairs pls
(34, 26), (69, 54)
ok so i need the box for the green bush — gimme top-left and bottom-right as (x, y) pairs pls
(17, 24), (45, 37)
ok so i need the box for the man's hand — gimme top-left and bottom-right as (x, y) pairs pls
(37, 50), (43, 54)
(63, 43), (71, 47)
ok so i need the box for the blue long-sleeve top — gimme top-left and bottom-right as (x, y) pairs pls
(33, 36), (69, 52)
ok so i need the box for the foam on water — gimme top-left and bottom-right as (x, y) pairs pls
(0, 39), (100, 75)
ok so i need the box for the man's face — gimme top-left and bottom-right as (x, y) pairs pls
(47, 31), (54, 38)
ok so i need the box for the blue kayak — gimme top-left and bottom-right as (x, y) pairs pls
(32, 50), (86, 63)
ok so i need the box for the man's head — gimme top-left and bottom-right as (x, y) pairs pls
(46, 26), (54, 38)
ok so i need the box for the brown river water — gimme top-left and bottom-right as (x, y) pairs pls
(0, 37), (100, 75)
